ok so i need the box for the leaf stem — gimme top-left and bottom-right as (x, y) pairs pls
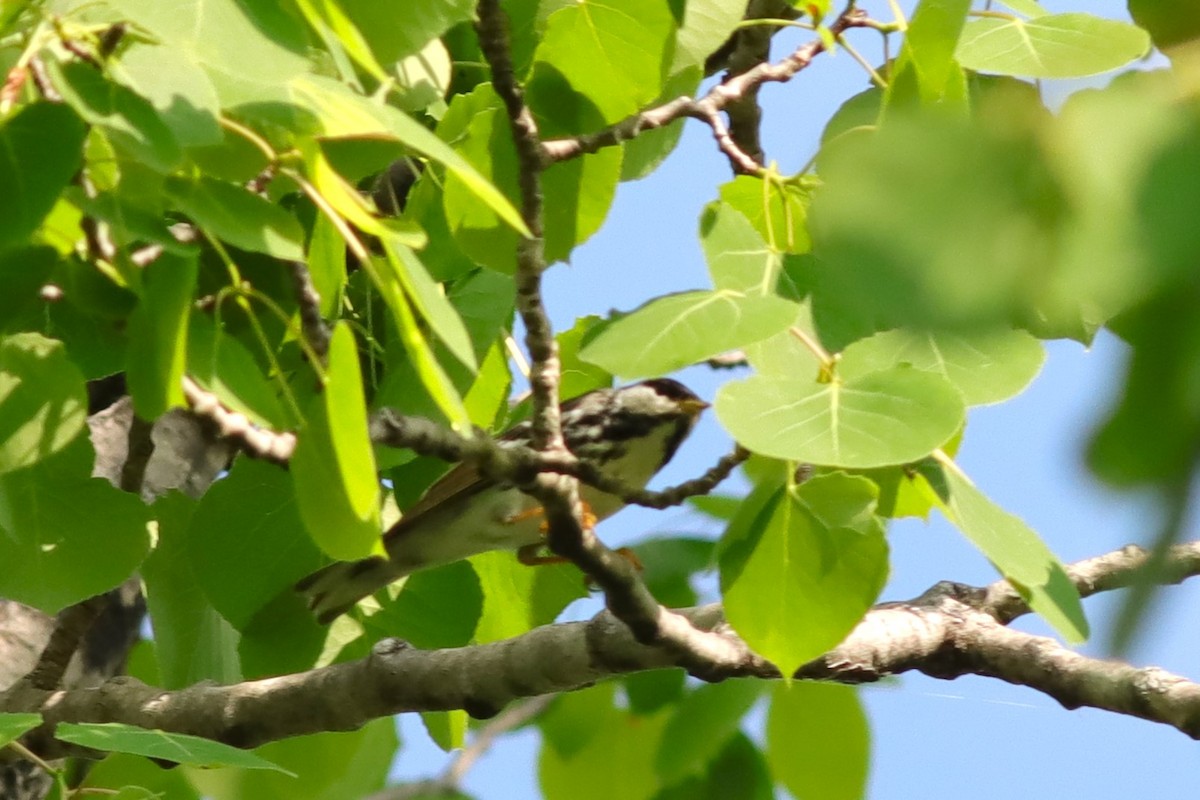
(789, 326), (834, 369)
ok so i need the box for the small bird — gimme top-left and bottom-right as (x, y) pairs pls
(296, 378), (708, 623)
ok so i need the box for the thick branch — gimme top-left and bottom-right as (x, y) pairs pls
(8, 542), (1200, 759)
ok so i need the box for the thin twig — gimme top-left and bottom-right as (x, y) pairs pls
(475, 0), (562, 453)
(287, 260), (332, 362)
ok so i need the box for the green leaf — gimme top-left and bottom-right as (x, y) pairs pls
(0, 713), (42, 748)
(125, 253), (197, 419)
(109, 0), (525, 235)
(339, 0), (474, 62)
(184, 720), (397, 800)
(671, 0), (746, 72)
(470, 551), (587, 643)
(540, 704), (672, 800)
(187, 458), (322, 630)
(957, 14), (1151, 79)
(579, 290), (800, 379)
(48, 59), (182, 172)
(767, 682), (869, 800)
(87, 753), (201, 800)
(636, 536), (715, 607)
(1088, 291), (1200, 486)
(421, 709), (468, 753)
(887, 0), (971, 107)
(532, 0), (676, 123)
(556, 315), (612, 401)
(292, 323), (381, 561)
(837, 328), (1045, 406)
(0, 103), (86, 249)
(715, 178), (811, 257)
(927, 459), (1088, 641)
(0, 333), (88, 474)
(1129, 0), (1200, 51)
(0, 448), (151, 614)
(364, 561), (482, 648)
(655, 680), (762, 785)
(716, 366), (965, 468)
(442, 91), (620, 270)
(0, 247), (58, 335)
(620, 66), (700, 182)
(142, 493), (243, 689)
(720, 475), (888, 677)
(697, 733), (774, 800)
(540, 684), (618, 759)
(110, 42), (223, 147)
(165, 177), (304, 260)
(700, 203), (782, 295)
(809, 107), (1068, 332)
(56, 723), (293, 774)
(187, 316), (287, 430)
(381, 242), (477, 370)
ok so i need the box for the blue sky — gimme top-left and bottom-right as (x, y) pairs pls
(392, 1), (1200, 796)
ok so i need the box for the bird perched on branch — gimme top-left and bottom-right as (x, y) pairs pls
(297, 378), (708, 623)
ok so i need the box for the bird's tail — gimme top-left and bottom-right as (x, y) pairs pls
(295, 556), (397, 624)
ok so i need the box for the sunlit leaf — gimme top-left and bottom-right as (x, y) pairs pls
(165, 177), (304, 260)
(957, 14), (1151, 79)
(767, 682), (869, 800)
(716, 366), (965, 468)
(0, 333), (87, 474)
(926, 459), (1088, 641)
(125, 252), (198, 419)
(0, 713), (43, 748)
(532, 0), (676, 122)
(837, 328), (1045, 406)
(292, 323), (381, 561)
(720, 474), (888, 677)
(579, 290), (799, 379)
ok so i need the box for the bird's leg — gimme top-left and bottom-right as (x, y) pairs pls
(505, 503), (598, 533)
(514, 501), (644, 576)
(513, 501), (602, 566)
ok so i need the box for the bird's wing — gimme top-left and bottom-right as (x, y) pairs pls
(383, 461), (493, 542)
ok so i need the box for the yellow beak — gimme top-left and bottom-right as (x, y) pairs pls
(679, 398), (710, 417)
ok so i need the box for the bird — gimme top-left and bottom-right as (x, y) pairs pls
(296, 378), (708, 623)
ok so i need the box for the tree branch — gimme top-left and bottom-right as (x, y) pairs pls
(541, 4), (869, 170)
(471, 0), (747, 680)
(8, 542), (1200, 761)
(181, 377), (296, 465)
(287, 260), (332, 362)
